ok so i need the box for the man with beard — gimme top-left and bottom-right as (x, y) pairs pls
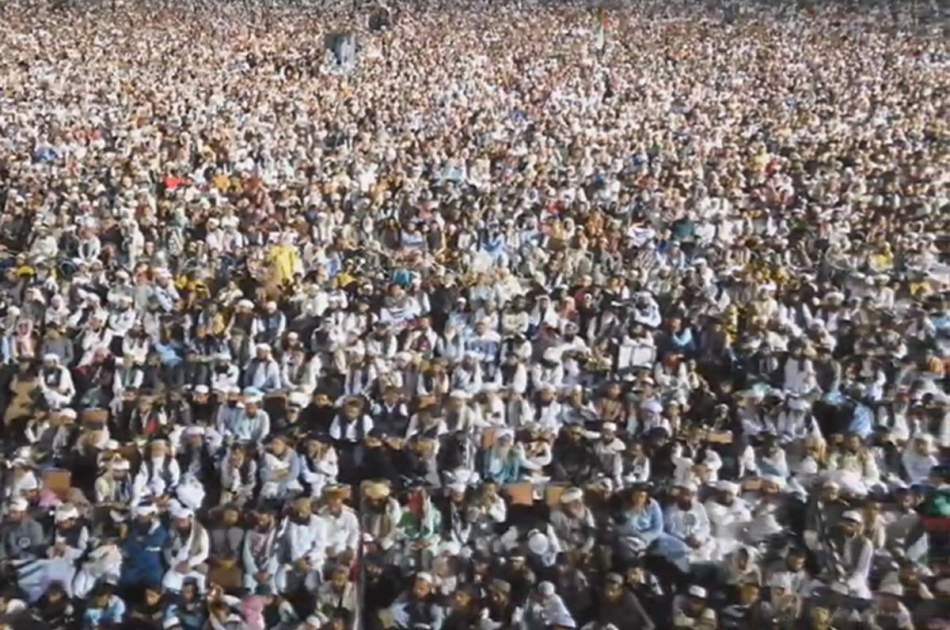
(371, 386), (411, 438)
(38, 353), (75, 410)
(243, 343), (281, 393)
(298, 391), (337, 437)
(551, 424), (595, 482)
(119, 503), (169, 592)
(361, 433), (405, 487)
(328, 397), (374, 484)
(442, 585), (480, 630)
(360, 481), (402, 560)
(225, 390), (271, 444)
(703, 480), (753, 561)
(319, 485), (360, 566)
(588, 572), (655, 629)
(662, 482), (714, 570)
(242, 511), (280, 594)
(804, 480), (850, 554)
(0, 497), (46, 564)
(549, 488), (597, 555)
(821, 510), (873, 599)
(275, 497), (328, 595)
(92, 457), (133, 528)
(484, 578), (521, 628)
(363, 553), (403, 626)
(175, 425), (215, 484)
(162, 503), (210, 593)
(17, 503), (87, 602)
(125, 583), (165, 629)
(383, 572), (445, 629)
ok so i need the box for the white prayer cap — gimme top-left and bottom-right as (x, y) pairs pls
(538, 581), (556, 597)
(288, 391), (309, 407)
(55, 504), (80, 522)
(9, 497), (28, 512)
(415, 572), (434, 584)
(134, 503), (157, 518)
(841, 510), (863, 524)
(560, 487), (584, 504)
(528, 532), (550, 555)
(170, 504), (194, 520)
(111, 458), (130, 471)
(717, 480), (741, 495)
(677, 481), (699, 493)
(688, 585), (708, 599)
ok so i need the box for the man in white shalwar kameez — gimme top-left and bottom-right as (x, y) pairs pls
(276, 498), (329, 594)
(162, 503), (210, 592)
(318, 486), (360, 565)
(663, 482), (715, 569)
(703, 481), (752, 561)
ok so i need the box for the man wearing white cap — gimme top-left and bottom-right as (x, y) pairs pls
(384, 571), (445, 630)
(119, 503), (169, 591)
(275, 497), (329, 594)
(522, 581), (576, 630)
(550, 487), (596, 554)
(822, 510), (873, 599)
(95, 459), (134, 522)
(0, 497), (45, 563)
(162, 503), (210, 592)
(861, 582), (914, 629)
(211, 356), (240, 393)
(132, 439), (181, 504)
(225, 390), (271, 443)
(39, 353), (75, 410)
(704, 480), (752, 561)
(319, 485), (360, 564)
(17, 503), (87, 601)
(662, 482), (714, 570)
(243, 343), (282, 393)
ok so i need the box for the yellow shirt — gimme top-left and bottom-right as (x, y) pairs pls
(267, 245), (302, 288)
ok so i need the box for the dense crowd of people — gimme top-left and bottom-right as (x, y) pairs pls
(0, 0), (948, 628)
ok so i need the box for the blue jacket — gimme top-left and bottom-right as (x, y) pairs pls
(120, 522), (169, 587)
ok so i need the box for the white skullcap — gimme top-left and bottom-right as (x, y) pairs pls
(841, 510), (863, 524)
(717, 480), (741, 494)
(134, 503), (157, 518)
(170, 504), (194, 520)
(677, 481), (699, 493)
(528, 532), (550, 555)
(9, 497), (28, 512)
(560, 487), (584, 504)
(688, 585), (708, 599)
(55, 504), (80, 522)
(538, 581), (556, 597)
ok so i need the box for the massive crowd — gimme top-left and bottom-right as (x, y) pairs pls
(0, 0), (948, 628)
